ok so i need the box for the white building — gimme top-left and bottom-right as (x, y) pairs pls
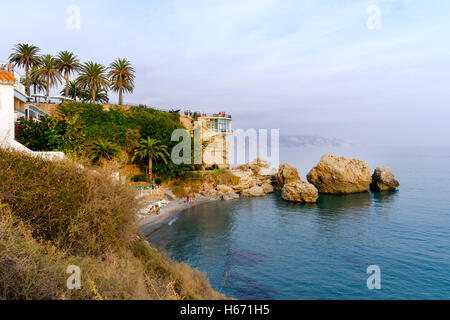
(0, 70), (16, 139)
(0, 69), (65, 160)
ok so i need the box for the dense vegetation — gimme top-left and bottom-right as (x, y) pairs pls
(15, 102), (200, 179)
(0, 148), (225, 300)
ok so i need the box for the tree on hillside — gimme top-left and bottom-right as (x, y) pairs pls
(9, 43), (41, 96)
(56, 51), (81, 98)
(76, 62), (109, 104)
(61, 80), (82, 101)
(81, 87), (109, 104)
(29, 66), (47, 102)
(108, 58), (136, 106)
(33, 54), (62, 102)
(61, 82), (109, 103)
(88, 139), (121, 163)
(133, 137), (169, 179)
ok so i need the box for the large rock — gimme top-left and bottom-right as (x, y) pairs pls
(216, 185), (235, 194)
(370, 167), (399, 192)
(230, 170), (256, 192)
(242, 186), (266, 197)
(222, 192), (240, 201)
(275, 164), (301, 190)
(307, 155), (372, 194)
(262, 184), (274, 194)
(281, 180), (319, 203)
(234, 158), (269, 175)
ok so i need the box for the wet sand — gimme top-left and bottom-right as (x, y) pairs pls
(139, 195), (218, 236)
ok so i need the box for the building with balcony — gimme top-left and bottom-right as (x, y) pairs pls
(0, 63), (50, 123)
(181, 111), (233, 169)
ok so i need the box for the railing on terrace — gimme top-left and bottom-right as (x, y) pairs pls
(183, 111), (232, 119)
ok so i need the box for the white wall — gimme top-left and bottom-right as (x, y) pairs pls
(0, 83), (15, 139)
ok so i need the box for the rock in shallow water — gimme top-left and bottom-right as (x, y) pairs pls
(281, 180), (319, 203)
(275, 164), (301, 190)
(307, 154), (372, 194)
(370, 167), (399, 192)
(242, 186), (266, 197)
(262, 183), (274, 194)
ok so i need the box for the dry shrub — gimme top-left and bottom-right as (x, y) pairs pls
(130, 241), (226, 300)
(0, 208), (66, 299)
(0, 148), (227, 300)
(0, 148), (138, 255)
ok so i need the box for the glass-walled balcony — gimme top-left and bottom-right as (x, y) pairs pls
(213, 118), (232, 133)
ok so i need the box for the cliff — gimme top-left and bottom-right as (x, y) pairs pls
(0, 147), (226, 300)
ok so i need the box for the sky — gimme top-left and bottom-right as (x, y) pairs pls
(1, 0), (449, 146)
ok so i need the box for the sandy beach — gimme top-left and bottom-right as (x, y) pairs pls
(139, 195), (219, 236)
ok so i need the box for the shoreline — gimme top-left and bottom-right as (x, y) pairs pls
(139, 195), (221, 236)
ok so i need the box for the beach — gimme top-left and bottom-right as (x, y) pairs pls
(139, 195), (219, 236)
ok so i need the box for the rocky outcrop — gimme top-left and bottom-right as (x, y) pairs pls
(222, 192), (240, 201)
(262, 184), (274, 194)
(234, 158), (269, 175)
(281, 180), (319, 203)
(370, 167), (399, 192)
(242, 186), (266, 197)
(216, 185), (234, 194)
(306, 155), (372, 194)
(231, 158), (277, 193)
(275, 164), (301, 190)
(230, 170), (256, 193)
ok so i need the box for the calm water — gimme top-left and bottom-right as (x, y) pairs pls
(146, 146), (450, 299)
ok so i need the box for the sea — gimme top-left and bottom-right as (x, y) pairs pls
(146, 146), (450, 299)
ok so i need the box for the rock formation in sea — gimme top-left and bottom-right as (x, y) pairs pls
(242, 186), (266, 197)
(231, 158), (276, 196)
(274, 164), (301, 191)
(370, 167), (400, 192)
(281, 180), (319, 203)
(306, 155), (372, 194)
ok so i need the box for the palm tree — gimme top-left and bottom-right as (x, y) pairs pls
(30, 66), (47, 102)
(108, 58), (136, 105)
(88, 139), (121, 163)
(56, 51), (81, 98)
(81, 87), (109, 104)
(8, 43), (41, 96)
(76, 62), (109, 104)
(60, 80), (81, 101)
(133, 137), (169, 179)
(33, 55), (63, 101)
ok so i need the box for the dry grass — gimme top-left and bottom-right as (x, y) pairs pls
(0, 148), (138, 255)
(0, 148), (227, 300)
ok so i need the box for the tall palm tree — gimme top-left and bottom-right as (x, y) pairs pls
(30, 66), (46, 102)
(133, 137), (169, 179)
(60, 80), (81, 101)
(8, 43), (41, 96)
(108, 58), (135, 105)
(82, 87), (109, 104)
(76, 62), (109, 104)
(33, 54), (63, 101)
(56, 51), (81, 98)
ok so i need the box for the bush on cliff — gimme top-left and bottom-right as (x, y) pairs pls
(0, 148), (225, 300)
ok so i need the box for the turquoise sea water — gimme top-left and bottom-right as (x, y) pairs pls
(146, 146), (450, 299)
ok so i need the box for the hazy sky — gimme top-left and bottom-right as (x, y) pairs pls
(1, 0), (449, 146)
